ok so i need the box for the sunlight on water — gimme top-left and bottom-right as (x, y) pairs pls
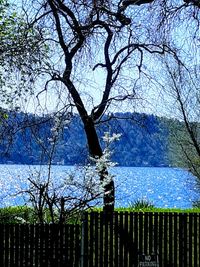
(0, 165), (199, 208)
(113, 167), (200, 208)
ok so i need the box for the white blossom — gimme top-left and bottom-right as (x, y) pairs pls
(0, 132), (121, 215)
(102, 132), (122, 143)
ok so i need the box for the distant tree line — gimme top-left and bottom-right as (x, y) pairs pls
(0, 111), (170, 167)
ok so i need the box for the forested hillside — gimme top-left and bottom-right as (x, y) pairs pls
(0, 112), (169, 167)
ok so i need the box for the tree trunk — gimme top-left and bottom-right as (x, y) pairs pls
(83, 116), (115, 212)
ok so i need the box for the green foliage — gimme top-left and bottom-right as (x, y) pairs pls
(192, 200), (200, 208)
(0, 108), (8, 123)
(166, 118), (200, 179)
(128, 199), (155, 211)
(1, 205), (200, 224)
(0, 206), (84, 224)
(0, 1), (48, 106)
(0, 206), (36, 224)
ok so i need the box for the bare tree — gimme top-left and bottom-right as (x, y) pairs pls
(157, 0), (200, 186)
(23, 166), (103, 224)
(163, 62), (200, 179)
(2, 0), (199, 211)
(14, 0), (182, 212)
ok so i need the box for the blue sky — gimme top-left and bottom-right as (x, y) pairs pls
(4, 0), (200, 120)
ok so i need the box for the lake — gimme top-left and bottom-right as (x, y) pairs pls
(0, 164), (199, 208)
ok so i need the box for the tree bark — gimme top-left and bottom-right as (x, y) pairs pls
(84, 116), (115, 212)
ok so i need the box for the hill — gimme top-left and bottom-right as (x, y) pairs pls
(0, 111), (169, 167)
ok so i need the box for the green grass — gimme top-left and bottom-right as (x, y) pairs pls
(1, 204), (200, 224)
(89, 198), (200, 213)
(116, 199), (200, 212)
(90, 207), (200, 213)
(114, 207), (200, 213)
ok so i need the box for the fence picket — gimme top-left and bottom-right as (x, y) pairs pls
(70, 225), (75, 266)
(0, 225), (4, 266)
(163, 213), (168, 265)
(183, 214), (188, 267)
(109, 212), (114, 267)
(89, 212), (94, 267)
(43, 225), (49, 267)
(179, 214), (184, 267)
(99, 212), (103, 267)
(4, 225), (9, 267)
(193, 213), (198, 267)
(158, 212), (163, 266)
(134, 212), (139, 265)
(153, 212), (158, 257)
(138, 212), (144, 256)
(144, 212), (148, 254)
(114, 211), (119, 267)
(29, 225), (34, 267)
(174, 212), (178, 267)
(75, 225), (80, 267)
(9, 224), (14, 267)
(94, 212), (99, 267)
(65, 225), (69, 266)
(199, 214), (200, 266)
(104, 212), (109, 267)
(168, 213), (173, 266)
(129, 212), (134, 267)
(123, 212), (128, 267)
(148, 212), (153, 255)
(119, 212), (124, 267)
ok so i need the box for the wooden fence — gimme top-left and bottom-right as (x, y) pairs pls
(81, 212), (200, 267)
(0, 224), (80, 267)
(0, 212), (199, 267)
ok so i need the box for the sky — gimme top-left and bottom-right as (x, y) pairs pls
(3, 0), (200, 121)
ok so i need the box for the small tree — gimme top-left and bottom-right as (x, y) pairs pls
(163, 63), (200, 179)
(12, 132), (120, 223)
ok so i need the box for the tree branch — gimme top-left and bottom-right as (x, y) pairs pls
(47, 0), (70, 60)
(92, 21), (113, 121)
(184, 0), (200, 8)
(55, 0), (85, 58)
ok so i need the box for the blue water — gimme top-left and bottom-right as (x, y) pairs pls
(0, 165), (199, 208)
(113, 167), (200, 208)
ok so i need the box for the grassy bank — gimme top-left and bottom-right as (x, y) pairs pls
(1, 204), (200, 224)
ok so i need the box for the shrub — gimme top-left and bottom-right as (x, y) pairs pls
(129, 199), (155, 211)
(0, 206), (36, 224)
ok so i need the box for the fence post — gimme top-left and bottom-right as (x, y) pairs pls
(80, 213), (87, 267)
